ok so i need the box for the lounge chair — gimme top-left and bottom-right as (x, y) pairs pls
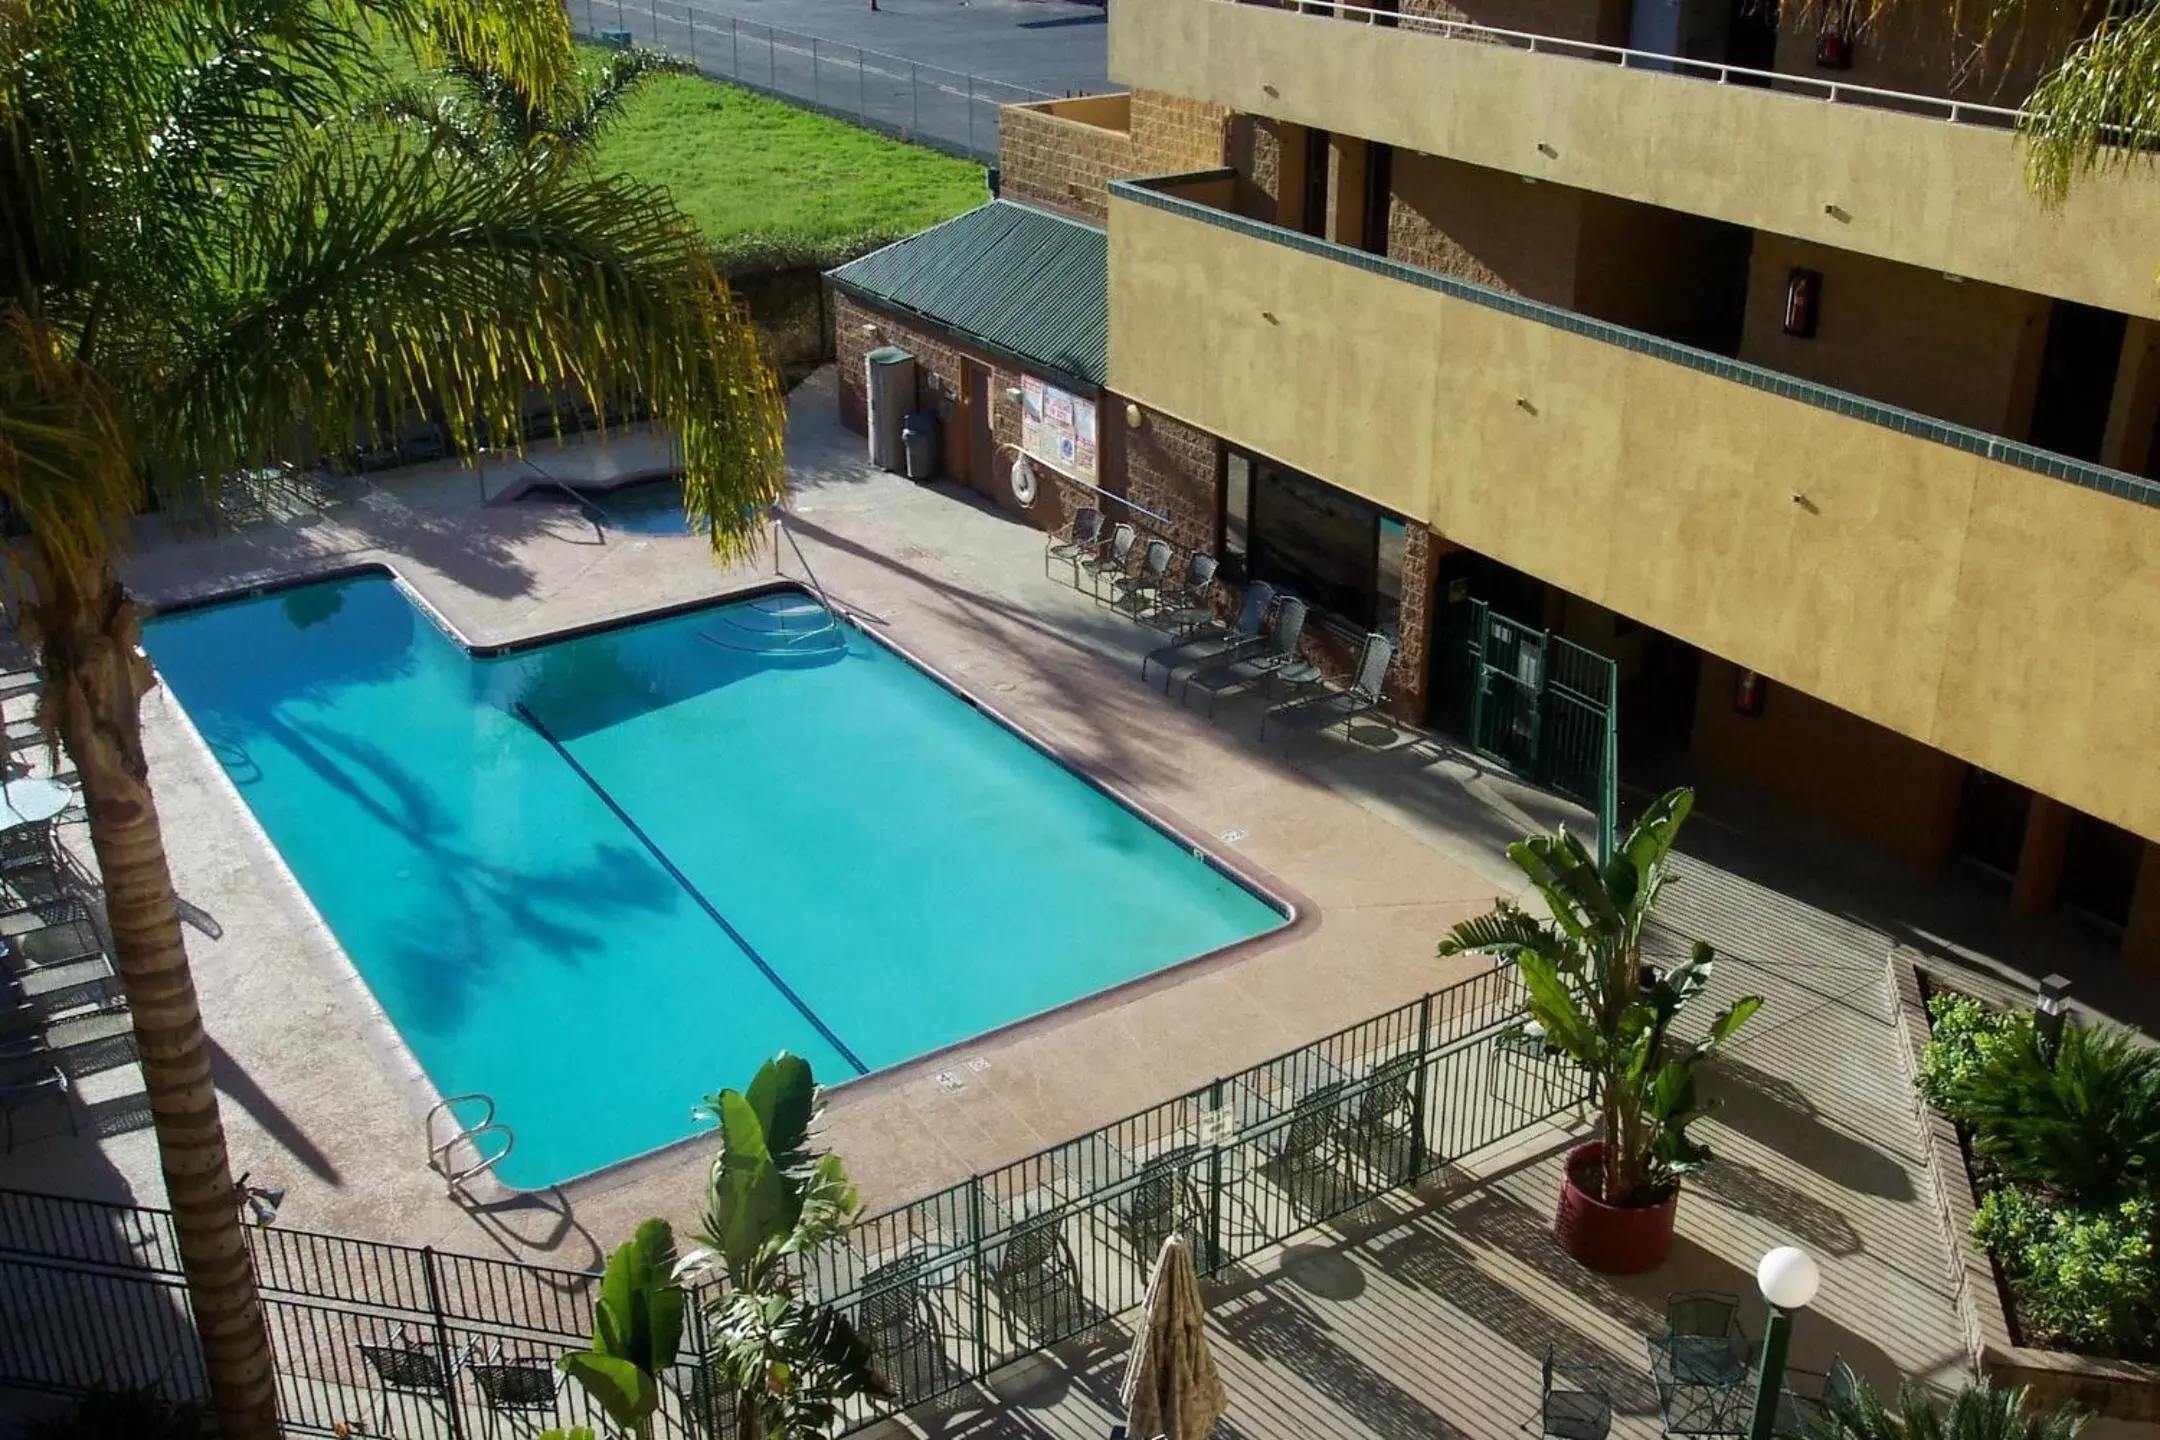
(1259, 629), (1396, 740)
(0, 1051), (72, 1152)
(1109, 538), (1174, 618)
(1148, 554), (1220, 636)
(1183, 596), (1309, 717)
(0, 1000), (133, 1078)
(1078, 522), (1136, 602)
(0, 821), (50, 876)
(1043, 506), (1104, 586)
(856, 1252), (940, 1403)
(5, 898), (102, 970)
(1141, 578), (1272, 688)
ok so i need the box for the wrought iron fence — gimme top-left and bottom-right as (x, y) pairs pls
(0, 964), (1582, 1435)
(569, 0), (1062, 163)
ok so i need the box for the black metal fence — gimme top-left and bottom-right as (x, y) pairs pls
(0, 964), (1582, 1435)
(570, 0), (1062, 163)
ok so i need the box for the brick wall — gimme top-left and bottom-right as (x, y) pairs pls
(1391, 522), (1439, 724)
(832, 290), (1098, 534)
(1098, 399), (1221, 559)
(1228, 116), (1285, 223)
(997, 91), (1230, 226)
(1386, 150), (1585, 305)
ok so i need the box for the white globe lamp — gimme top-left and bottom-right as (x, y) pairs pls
(1756, 1246), (1820, 1311)
(1746, 1246), (1818, 1440)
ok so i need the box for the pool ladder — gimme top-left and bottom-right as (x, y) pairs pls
(425, 1093), (514, 1198)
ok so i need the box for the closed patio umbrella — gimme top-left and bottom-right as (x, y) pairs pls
(1119, 1234), (1226, 1440)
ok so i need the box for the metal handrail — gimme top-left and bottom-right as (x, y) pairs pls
(770, 509), (850, 628)
(424, 1092), (514, 1196)
(1218, 0), (2029, 129)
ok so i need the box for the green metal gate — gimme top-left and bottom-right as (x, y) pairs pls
(1463, 599), (1620, 860)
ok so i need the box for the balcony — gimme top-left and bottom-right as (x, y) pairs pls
(1109, 0), (2160, 319)
(1106, 171), (2160, 841)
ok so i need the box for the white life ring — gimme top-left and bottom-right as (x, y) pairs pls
(1009, 456), (1039, 508)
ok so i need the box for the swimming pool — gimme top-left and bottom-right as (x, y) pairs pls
(144, 575), (1285, 1187)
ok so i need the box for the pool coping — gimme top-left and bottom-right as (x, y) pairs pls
(141, 557), (1316, 1201)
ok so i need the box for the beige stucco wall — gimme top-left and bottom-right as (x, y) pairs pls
(1107, 192), (2160, 842)
(1110, 0), (2160, 321)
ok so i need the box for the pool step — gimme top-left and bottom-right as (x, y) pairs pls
(697, 625), (848, 661)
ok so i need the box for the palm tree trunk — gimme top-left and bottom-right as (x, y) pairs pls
(31, 556), (280, 1440)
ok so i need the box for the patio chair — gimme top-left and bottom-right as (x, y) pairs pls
(1109, 538), (1174, 618)
(359, 1331), (469, 1436)
(1183, 596), (1309, 717)
(1341, 1053), (1420, 1179)
(0, 1051), (72, 1153)
(991, 1207), (1087, 1340)
(1648, 1292), (1753, 1437)
(1142, 578), (1272, 688)
(1044, 506), (1105, 586)
(1257, 1079), (1346, 1195)
(395, 412), (448, 465)
(1078, 522), (1137, 602)
(1118, 1143), (1200, 1260)
(857, 1252), (944, 1404)
(672, 1360), (738, 1440)
(1538, 1352), (1614, 1440)
(471, 1353), (560, 1437)
(0, 820), (52, 877)
(5, 897), (103, 971)
(1260, 629), (1397, 740)
(1148, 553), (1220, 636)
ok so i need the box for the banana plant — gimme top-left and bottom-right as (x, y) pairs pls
(676, 1055), (892, 1440)
(1439, 787), (1763, 1207)
(542, 1219), (685, 1440)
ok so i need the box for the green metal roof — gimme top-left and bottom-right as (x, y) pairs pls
(826, 201), (1107, 388)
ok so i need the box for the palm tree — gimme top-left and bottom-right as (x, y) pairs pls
(1806, 1373), (2085, 1439)
(0, 2), (786, 1434)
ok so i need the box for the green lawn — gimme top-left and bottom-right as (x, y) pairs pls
(590, 58), (989, 272)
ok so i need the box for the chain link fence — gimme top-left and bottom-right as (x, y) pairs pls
(571, 0), (1067, 163)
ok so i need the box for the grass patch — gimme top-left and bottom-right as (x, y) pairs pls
(589, 58), (988, 273)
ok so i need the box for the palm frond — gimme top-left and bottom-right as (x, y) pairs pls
(366, 0), (574, 109)
(155, 137), (785, 557)
(2020, 5), (2160, 205)
(0, 306), (140, 585)
(549, 48), (685, 153)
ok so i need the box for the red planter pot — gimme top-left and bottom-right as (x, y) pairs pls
(1553, 1141), (1678, 1274)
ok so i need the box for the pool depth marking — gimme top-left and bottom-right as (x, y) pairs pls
(510, 700), (871, 1076)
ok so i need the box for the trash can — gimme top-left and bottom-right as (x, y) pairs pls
(865, 346), (915, 473)
(901, 410), (941, 482)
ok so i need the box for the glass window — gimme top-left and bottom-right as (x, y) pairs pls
(1251, 461), (1377, 624)
(1375, 516), (1406, 637)
(1222, 452), (1252, 576)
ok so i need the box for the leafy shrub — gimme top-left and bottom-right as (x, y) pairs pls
(1975, 1186), (2159, 1357)
(1918, 993), (2027, 1118)
(1950, 1019), (2160, 1204)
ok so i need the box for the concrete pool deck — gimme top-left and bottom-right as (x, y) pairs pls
(1, 368), (1571, 1269)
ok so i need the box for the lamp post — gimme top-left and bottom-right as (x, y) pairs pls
(1748, 1246), (1820, 1440)
(2035, 973), (2072, 1058)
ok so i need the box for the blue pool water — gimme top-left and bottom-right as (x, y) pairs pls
(144, 576), (1283, 1187)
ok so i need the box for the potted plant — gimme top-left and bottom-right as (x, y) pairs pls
(1439, 787), (1761, 1273)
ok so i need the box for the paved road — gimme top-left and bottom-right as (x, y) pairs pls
(573, 0), (1109, 161)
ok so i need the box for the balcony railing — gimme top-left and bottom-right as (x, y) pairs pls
(1227, 0), (2027, 130)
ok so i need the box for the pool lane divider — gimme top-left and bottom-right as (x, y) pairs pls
(510, 701), (870, 1077)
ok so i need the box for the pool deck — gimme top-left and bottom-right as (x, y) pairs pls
(5, 368), (1576, 1268)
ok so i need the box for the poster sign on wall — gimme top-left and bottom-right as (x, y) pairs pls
(1021, 375), (1098, 484)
